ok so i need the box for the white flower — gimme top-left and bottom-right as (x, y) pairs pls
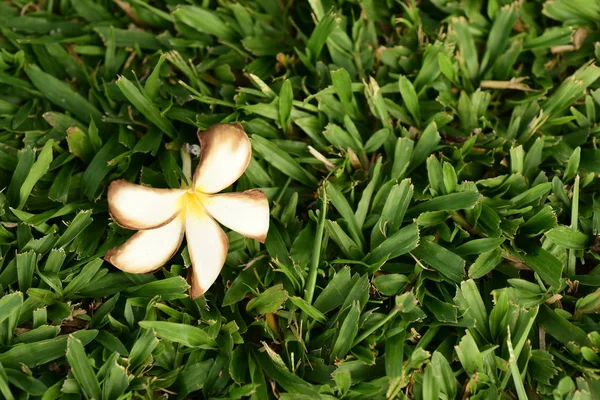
(105, 123), (269, 298)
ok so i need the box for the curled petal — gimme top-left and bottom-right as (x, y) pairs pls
(201, 190), (269, 242)
(105, 215), (185, 273)
(193, 123), (251, 194)
(185, 199), (229, 298)
(108, 180), (186, 230)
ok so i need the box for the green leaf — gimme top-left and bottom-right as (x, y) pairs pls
(133, 130), (163, 156)
(347, 229), (377, 265)
(173, 6), (237, 42)
(251, 135), (318, 187)
(523, 137), (544, 181)
(372, 179), (413, 248)
(48, 163), (74, 203)
(355, 157), (382, 227)
(511, 182), (552, 208)
(398, 76), (420, 125)
(392, 137), (414, 179)
(288, 297), (326, 323)
(116, 76), (175, 138)
(431, 351), (458, 399)
(331, 68), (358, 118)
(0, 292), (23, 326)
(366, 223), (420, 264)
(126, 276), (189, 299)
(138, 321), (218, 349)
(331, 301), (360, 361)
(279, 80), (293, 133)
(480, 2), (519, 73)
(469, 249), (503, 279)
(455, 279), (490, 339)
(412, 239), (465, 282)
(365, 77), (392, 132)
(17, 140), (53, 210)
(373, 274), (409, 296)
(537, 305), (586, 345)
(62, 258), (103, 297)
(325, 181), (365, 251)
(458, 91), (477, 132)
(364, 128), (391, 153)
(102, 357), (128, 400)
(442, 162), (457, 194)
(0, 362), (14, 400)
(72, 0), (112, 22)
(531, 62), (600, 133)
(324, 123), (357, 153)
(422, 364), (439, 400)
(438, 52), (458, 84)
(425, 295), (458, 323)
(82, 136), (126, 200)
(452, 17), (479, 83)
(544, 226), (588, 249)
(313, 267), (353, 313)
(247, 284), (289, 314)
(520, 205), (557, 236)
(427, 155), (444, 196)
(385, 321), (406, 379)
(564, 147), (581, 183)
(144, 54), (166, 102)
(128, 327), (158, 368)
(306, 11), (337, 62)
(455, 331), (482, 375)
(16, 251), (37, 292)
(6, 148), (34, 208)
(4, 369), (47, 396)
(95, 331), (128, 358)
(455, 238), (505, 256)
(521, 247), (563, 288)
(54, 210), (93, 249)
(409, 122), (440, 171)
(339, 274), (370, 315)
(543, 0), (600, 24)
(66, 335), (102, 400)
(24, 65), (103, 127)
(407, 191), (480, 216)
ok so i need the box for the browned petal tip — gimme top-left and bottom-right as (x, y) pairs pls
(103, 216), (185, 274)
(193, 123), (252, 194)
(187, 267), (207, 299)
(107, 180), (185, 230)
(200, 189), (269, 243)
(104, 247), (117, 266)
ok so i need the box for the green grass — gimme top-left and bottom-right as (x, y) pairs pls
(1, 0), (600, 398)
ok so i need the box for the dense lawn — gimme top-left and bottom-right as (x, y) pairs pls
(1, 0), (600, 399)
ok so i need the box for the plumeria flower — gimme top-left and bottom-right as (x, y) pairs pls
(105, 123), (269, 298)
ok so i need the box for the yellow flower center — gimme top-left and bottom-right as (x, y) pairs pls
(181, 190), (208, 216)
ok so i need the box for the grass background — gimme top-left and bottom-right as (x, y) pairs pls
(1, 0), (600, 398)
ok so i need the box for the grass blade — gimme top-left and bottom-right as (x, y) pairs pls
(116, 76), (175, 138)
(66, 335), (102, 400)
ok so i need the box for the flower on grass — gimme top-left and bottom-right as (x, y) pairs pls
(105, 123), (269, 298)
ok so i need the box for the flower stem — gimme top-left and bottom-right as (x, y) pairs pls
(568, 175), (580, 275)
(304, 187), (328, 305)
(180, 144), (193, 187)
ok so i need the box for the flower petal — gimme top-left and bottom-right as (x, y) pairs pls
(185, 199), (229, 298)
(105, 215), (184, 273)
(193, 123), (251, 194)
(108, 180), (186, 230)
(201, 190), (269, 243)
